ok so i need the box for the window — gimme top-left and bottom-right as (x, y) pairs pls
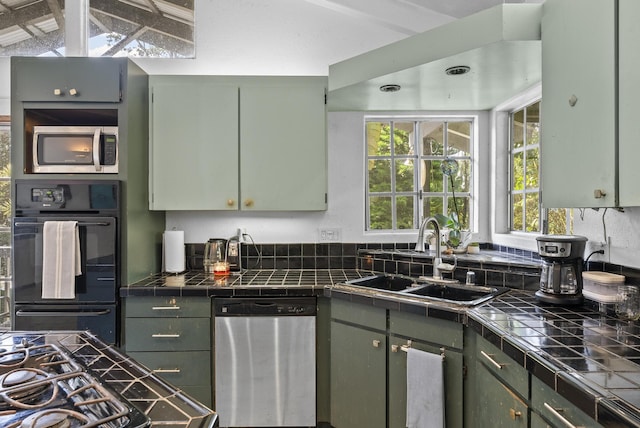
(365, 118), (474, 231)
(0, 0), (194, 58)
(0, 117), (10, 328)
(509, 101), (571, 234)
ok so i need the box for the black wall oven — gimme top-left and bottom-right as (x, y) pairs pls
(12, 180), (120, 344)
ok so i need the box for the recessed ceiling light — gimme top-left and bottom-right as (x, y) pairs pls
(445, 65), (471, 76)
(379, 84), (401, 92)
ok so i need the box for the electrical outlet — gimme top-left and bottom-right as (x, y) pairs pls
(319, 228), (341, 242)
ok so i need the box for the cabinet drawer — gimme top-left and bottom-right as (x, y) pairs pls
(475, 335), (528, 398)
(13, 57), (122, 102)
(128, 350), (211, 386)
(331, 299), (386, 331)
(389, 311), (463, 350)
(125, 296), (211, 318)
(125, 318), (211, 351)
(531, 376), (601, 427)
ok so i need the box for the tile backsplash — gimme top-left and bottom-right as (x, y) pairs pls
(184, 242), (640, 286)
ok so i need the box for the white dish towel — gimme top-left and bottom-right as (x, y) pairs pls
(406, 347), (445, 428)
(42, 221), (81, 299)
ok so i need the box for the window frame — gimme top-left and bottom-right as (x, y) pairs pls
(364, 116), (475, 232)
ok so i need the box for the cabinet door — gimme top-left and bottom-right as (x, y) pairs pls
(330, 321), (386, 428)
(149, 78), (239, 210)
(388, 337), (464, 428)
(618, 0), (640, 206)
(13, 57), (122, 102)
(541, 0), (616, 208)
(531, 377), (602, 428)
(474, 360), (528, 426)
(240, 79), (327, 211)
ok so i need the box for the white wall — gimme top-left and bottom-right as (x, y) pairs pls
(0, 57), (10, 114)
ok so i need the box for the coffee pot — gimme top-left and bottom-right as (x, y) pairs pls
(204, 238), (229, 275)
(535, 235), (587, 305)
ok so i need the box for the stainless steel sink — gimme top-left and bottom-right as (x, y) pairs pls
(345, 274), (509, 306)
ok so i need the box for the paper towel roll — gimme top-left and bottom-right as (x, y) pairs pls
(163, 230), (185, 273)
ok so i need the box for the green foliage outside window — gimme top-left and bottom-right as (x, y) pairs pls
(366, 119), (473, 231)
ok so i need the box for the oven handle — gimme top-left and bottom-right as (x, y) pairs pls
(14, 221), (111, 227)
(16, 309), (111, 317)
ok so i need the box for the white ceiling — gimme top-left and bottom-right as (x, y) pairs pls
(135, 0), (544, 76)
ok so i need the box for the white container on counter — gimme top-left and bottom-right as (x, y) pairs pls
(582, 271), (625, 303)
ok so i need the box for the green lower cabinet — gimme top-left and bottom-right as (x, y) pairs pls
(388, 311), (464, 428)
(128, 350), (212, 405)
(531, 377), (603, 428)
(387, 336), (464, 428)
(474, 359), (528, 426)
(330, 320), (387, 428)
(123, 296), (213, 408)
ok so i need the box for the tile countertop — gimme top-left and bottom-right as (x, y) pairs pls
(124, 267), (640, 426)
(121, 269), (368, 297)
(0, 330), (218, 428)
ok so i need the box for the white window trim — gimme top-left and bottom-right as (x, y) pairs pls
(491, 83), (542, 252)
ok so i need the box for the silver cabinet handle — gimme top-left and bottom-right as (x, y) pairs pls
(153, 368), (181, 374)
(151, 334), (180, 338)
(152, 306), (180, 311)
(480, 350), (504, 370)
(543, 403), (584, 428)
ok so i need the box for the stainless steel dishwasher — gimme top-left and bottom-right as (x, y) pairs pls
(214, 297), (316, 427)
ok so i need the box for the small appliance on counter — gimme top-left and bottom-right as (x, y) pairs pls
(535, 234), (588, 305)
(204, 236), (242, 274)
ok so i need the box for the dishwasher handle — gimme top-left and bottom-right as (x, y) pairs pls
(214, 297), (317, 316)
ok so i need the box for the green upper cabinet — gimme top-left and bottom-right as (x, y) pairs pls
(541, 0), (640, 208)
(240, 80), (327, 210)
(149, 77), (239, 210)
(149, 76), (328, 211)
(12, 57), (122, 102)
(618, 0), (640, 206)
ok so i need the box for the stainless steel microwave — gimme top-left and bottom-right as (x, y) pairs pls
(33, 126), (118, 173)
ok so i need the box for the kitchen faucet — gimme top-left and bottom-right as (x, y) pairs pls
(415, 217), (444, 279)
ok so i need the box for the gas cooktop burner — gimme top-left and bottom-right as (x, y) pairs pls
(0, 343), (149, 428)
(20, 409), (87, 428)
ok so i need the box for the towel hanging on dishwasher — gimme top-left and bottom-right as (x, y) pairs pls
(42, 221), (81, 299)
(406, 347), (445, 428)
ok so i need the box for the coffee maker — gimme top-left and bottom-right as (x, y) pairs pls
(535, 235), (588, 305)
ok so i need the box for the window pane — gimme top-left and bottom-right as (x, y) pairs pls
(369, 197), (392, 230)
(513, 152), (524, 191)
(393, 122), (413, 155)
(525, 193), (540, 232)
(396, 196), (414, 229)
(447, 122), (471, 157)
(525, 148), (539, 189)
(548, 208), (571, 235)
(420, 123), (444, 156)
(513, 110), (524, 149)
(447, 196), (470, 229)
(526, 102), (540, 146)
(512, 194), (523, 231)
(424, 160), (444, 192)
(447, 159), (471, 193)
(395, 160), (414, 192)
(423, 197), (443, 219)
(367, 122), (390, 156)
(368, 160), (391, 192)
